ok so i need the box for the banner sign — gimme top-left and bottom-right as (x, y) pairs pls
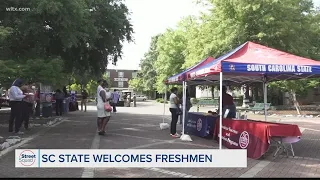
(185, 112), (217, 137)
(167, 75), (181, 83)
(16, 149), (247, 168)
(222, 62), (320, 74)
(114, 78), (128, 82)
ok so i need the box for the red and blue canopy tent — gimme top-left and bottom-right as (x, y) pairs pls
(166, 56), (215, 84)
(166, 41), (320, 148)
(187, 41), (320, 83)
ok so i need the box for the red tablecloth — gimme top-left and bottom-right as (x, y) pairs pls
(214, 119), (301, 159)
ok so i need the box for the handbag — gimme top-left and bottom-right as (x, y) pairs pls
(176, 108), (182, 115)
(104, 103), (112, 112)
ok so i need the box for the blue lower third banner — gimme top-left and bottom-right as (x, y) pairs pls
(15, 149), (247, 168)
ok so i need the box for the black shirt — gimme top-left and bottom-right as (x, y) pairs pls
(82, 91), (88, 99)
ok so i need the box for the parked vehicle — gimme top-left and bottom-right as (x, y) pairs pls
(133, 95), (148, 101)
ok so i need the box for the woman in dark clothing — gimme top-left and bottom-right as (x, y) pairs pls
(55, 89), (65, 116)
(8, 78), (26, 134)
(62, 86), (69, 97)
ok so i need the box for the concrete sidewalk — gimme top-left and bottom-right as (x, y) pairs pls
(0, 101), (319, 178)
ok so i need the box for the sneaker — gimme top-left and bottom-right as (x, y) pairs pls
(170, 133), (180, 138)
(15, 131), (24, 135)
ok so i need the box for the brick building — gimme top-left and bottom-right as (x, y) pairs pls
(105, 69), (138, 91)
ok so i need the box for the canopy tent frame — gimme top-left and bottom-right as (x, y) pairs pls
(166, 41), (320, 150)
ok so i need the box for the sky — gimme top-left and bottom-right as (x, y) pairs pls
(109, 0), (320, 70)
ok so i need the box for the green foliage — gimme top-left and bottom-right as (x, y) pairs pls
(0, 58), (68, 89)
(86, 80), (99, 96)
(69, 83), (82, 93)
(129, 35), (161, 94)
(128, 78), (144, 92)
(0, 0), (133, 84)
(138, 35), (160, 92)
(150, 0), (320, 97)
(155, 27), (187, 93)
(156, 98), (168, 104)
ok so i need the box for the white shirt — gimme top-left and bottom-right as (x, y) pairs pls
(9, 86), (25, 101)
(169, 93), (178, 108)
(97, 85), (102, 97)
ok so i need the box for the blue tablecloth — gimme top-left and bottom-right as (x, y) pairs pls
(184, 112), (217, 137)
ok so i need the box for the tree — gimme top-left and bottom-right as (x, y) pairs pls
(0, 0), (133, 79)
(128, 78), (144, 92)
(86, 80), (99, 97)
(155, 28), (188, 93)
(0, 58), (68, 89)
(137, 35), (161, 93)
(193, 0), (320, 113)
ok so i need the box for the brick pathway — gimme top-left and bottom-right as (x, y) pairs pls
(0, 101), (319, 178)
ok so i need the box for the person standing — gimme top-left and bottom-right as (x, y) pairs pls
(133, 94), (137, 107)
(81, 89), (88, 112)
(96, 80), (112, 135)
(127, 94), (131, 107)
(169, 87), (181, 138)
(179, 89), (192, 124)
(96, 79), (104, 129)
(8, 78), (26, 134)
(218, 86), (236, 118)
(111, 89), (120, 113)
(20, 82), (35, 130)
(54, 89), (65, 116)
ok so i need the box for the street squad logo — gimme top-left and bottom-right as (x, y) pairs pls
(196, 118), (202, 131)
(239, 131), (249, 149)
(19, 150), (36, 166)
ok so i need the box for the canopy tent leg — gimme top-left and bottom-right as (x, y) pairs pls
(181, 81), (192, 141)
(160, 85), (169, 130)
(163, 85), (167, 122)
(263, 81), (268, 121)
(219, 72), (223, 150)
(182, 81), (186, 134)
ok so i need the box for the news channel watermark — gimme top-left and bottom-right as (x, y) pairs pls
(6, 7), (31, 12)
(15, 149), (247, 168)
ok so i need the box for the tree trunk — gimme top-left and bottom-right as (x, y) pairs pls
(290, 90), (301, 115)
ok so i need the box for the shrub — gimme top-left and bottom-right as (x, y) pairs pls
(156, 98), (168, 104)
(190, 98), (199, 105)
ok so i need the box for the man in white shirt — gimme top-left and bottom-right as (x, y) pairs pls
(8, 78), (26, 134)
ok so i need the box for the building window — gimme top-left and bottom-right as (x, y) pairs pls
(118, 81), (124, 88)
(132, 72), (137, 78)
(118, 72), (124, 78)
